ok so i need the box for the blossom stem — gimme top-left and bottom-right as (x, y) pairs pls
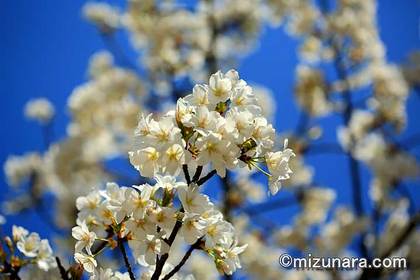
(197, 169), (217, 186)
(161, 239), (202, 280)
(93, 244), (109, 257)
(249, 161), (271, 177)
(118, 238), (136, 280)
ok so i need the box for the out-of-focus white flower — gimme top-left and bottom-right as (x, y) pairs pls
(12, 225), (29, 242)
(83, 2), (120, 32)
(294, 65), (330, 117)
(4, 153), (43, 188)
(24, 98), (55, 124)
(252, 85), (276, 120)
(88, 51), (114, 79)
(301, 187), (336, 225)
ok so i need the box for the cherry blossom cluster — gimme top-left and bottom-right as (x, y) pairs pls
(73, 176), (247, 278)
(129, 70), (294, 195)
(0, 226), (56, 276)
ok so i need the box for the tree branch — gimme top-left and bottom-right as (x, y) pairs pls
(161, 239), (202, 280)
(118, 238), (136, 280)
(197, 170), (217, 186)
(55, 257), (69, 280)
(182, 164), (191, 185)
(192, 166), (203, 183)
(151, 210), (184, 280)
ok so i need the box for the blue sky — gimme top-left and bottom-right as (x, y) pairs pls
(0, 0), (419, 252)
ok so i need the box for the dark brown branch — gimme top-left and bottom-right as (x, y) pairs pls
(197, 170), (217, 186)
(161, 239), (202, 280)
(118, 238), (136, 280)
(192, 166), (203, 183)
(56, 257), (69, 280)
(151, 209), (184, 280)
(182, 164), (191, 185)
